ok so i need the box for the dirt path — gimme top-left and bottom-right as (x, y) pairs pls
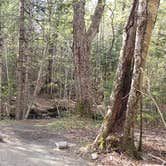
(0, 120), (93, 166)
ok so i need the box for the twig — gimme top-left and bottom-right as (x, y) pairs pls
(148, 153), (166, 164)
(136, 89), (166, 128)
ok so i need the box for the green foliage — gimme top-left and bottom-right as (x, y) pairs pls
(76, 101), (92, 117)
(0, 0), (165, 127)
(48, 115), (101, 131)
(137, 111), (166, 127)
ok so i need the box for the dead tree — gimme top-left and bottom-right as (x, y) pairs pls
(122, 0), (160, 157)
(92, 0), (139, 149)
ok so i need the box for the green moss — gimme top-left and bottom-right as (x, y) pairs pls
(98, 137), (106, 151)
(76, 101), (91, 117)
(122, 137), (141, 159)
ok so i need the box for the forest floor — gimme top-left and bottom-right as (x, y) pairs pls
(0, 116), (165, 166)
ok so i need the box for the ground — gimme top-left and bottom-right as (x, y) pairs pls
(0, 118), (95, 166)
(0, 116), (165, 166)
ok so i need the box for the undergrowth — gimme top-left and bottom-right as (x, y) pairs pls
(48, 114), (101, 131)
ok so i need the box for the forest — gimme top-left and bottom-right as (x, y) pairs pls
(0, 0), (165, 165)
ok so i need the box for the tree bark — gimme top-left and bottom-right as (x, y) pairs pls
(73, 0), (105, 116)
(16, 0), (25, 120)
(24, 42), (49, 119)
(122, 0), (160, 157)
(23, 0), (33, 118)
(0, 4), (3, 118)
(92, 0), (139, 149)
(46, 0), (54, 96)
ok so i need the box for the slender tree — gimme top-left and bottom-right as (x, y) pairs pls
(16, 0), (26, 120)
(23, 0), (33, 118)
(0, 2), (3, 117)
(73, 0), (105, 116)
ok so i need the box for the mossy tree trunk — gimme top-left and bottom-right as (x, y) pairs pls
(92, 0), (139, 149)
(122, 0), (160, 158)
(73, 0), (105, 116)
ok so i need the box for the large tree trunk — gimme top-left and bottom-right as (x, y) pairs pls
(73, 0), (105, 116)
(92, 0), (139, 149)
(16, 0), (25, 120)
(122, 0), (160, 157)
(73, 0), (91, 115)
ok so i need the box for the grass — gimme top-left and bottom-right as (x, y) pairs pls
(48, 114), (101, 131)
(137, 111), (166, 128)
(0, 118), (13, 124)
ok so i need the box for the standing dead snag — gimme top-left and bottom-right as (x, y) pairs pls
(123, 0), (160, 157)
(73, 0), (105, 116)
(92, 0), (139, 149)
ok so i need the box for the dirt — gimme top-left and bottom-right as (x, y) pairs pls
(0, 119), (165, 166)
(98, 129), (166, 166)
(0, 119), (94, 166)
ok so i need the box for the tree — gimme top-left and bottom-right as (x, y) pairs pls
(23, 0), (33, 118)
(122, 0), (160, 157)
(0, 1), (3, 117)
(16, 0), (26, 120)
(73, 0), (105, 116)
(92, 0), (139, 149)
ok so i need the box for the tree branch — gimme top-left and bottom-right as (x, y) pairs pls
(86, 0), (105, 42)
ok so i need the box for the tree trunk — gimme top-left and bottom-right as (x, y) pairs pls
(24, 42), (49, 119)
(23, 0), (33, 118)
(73, 0), (105, 116)
(92, 0), (139, 149)
(122, 0), (160, 157)
(0, 6), (3, 117)
(46, 0), (54, 96)
(16, 0), (25, 120)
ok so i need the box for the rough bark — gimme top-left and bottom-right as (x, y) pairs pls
(122, 0), (160, 157)
(92, 0), (139, 149)
(0, 5), (3, 117)
(73, 0), (105, 116)
(23, 0), (33, 118)
(16, 0), (25, 120)
(46, 0), (54, 96)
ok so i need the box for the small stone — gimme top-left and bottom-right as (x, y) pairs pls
(68, 143), (76, 147)
(91, 152), (98, 160)
(0, 135), (4, 142)
(55, 141), (68, 149)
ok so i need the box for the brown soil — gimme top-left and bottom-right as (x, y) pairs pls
(0, 118), (165, 166)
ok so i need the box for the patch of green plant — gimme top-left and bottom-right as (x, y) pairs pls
(137, 111), (166, 126)
(48, 114), (101, 131)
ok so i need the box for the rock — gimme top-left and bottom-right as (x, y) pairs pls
(91, 152), (98, 160)
(55, 141), (68, 149)
(0, 135), (4, 143)
(68, 143), (76, 147)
